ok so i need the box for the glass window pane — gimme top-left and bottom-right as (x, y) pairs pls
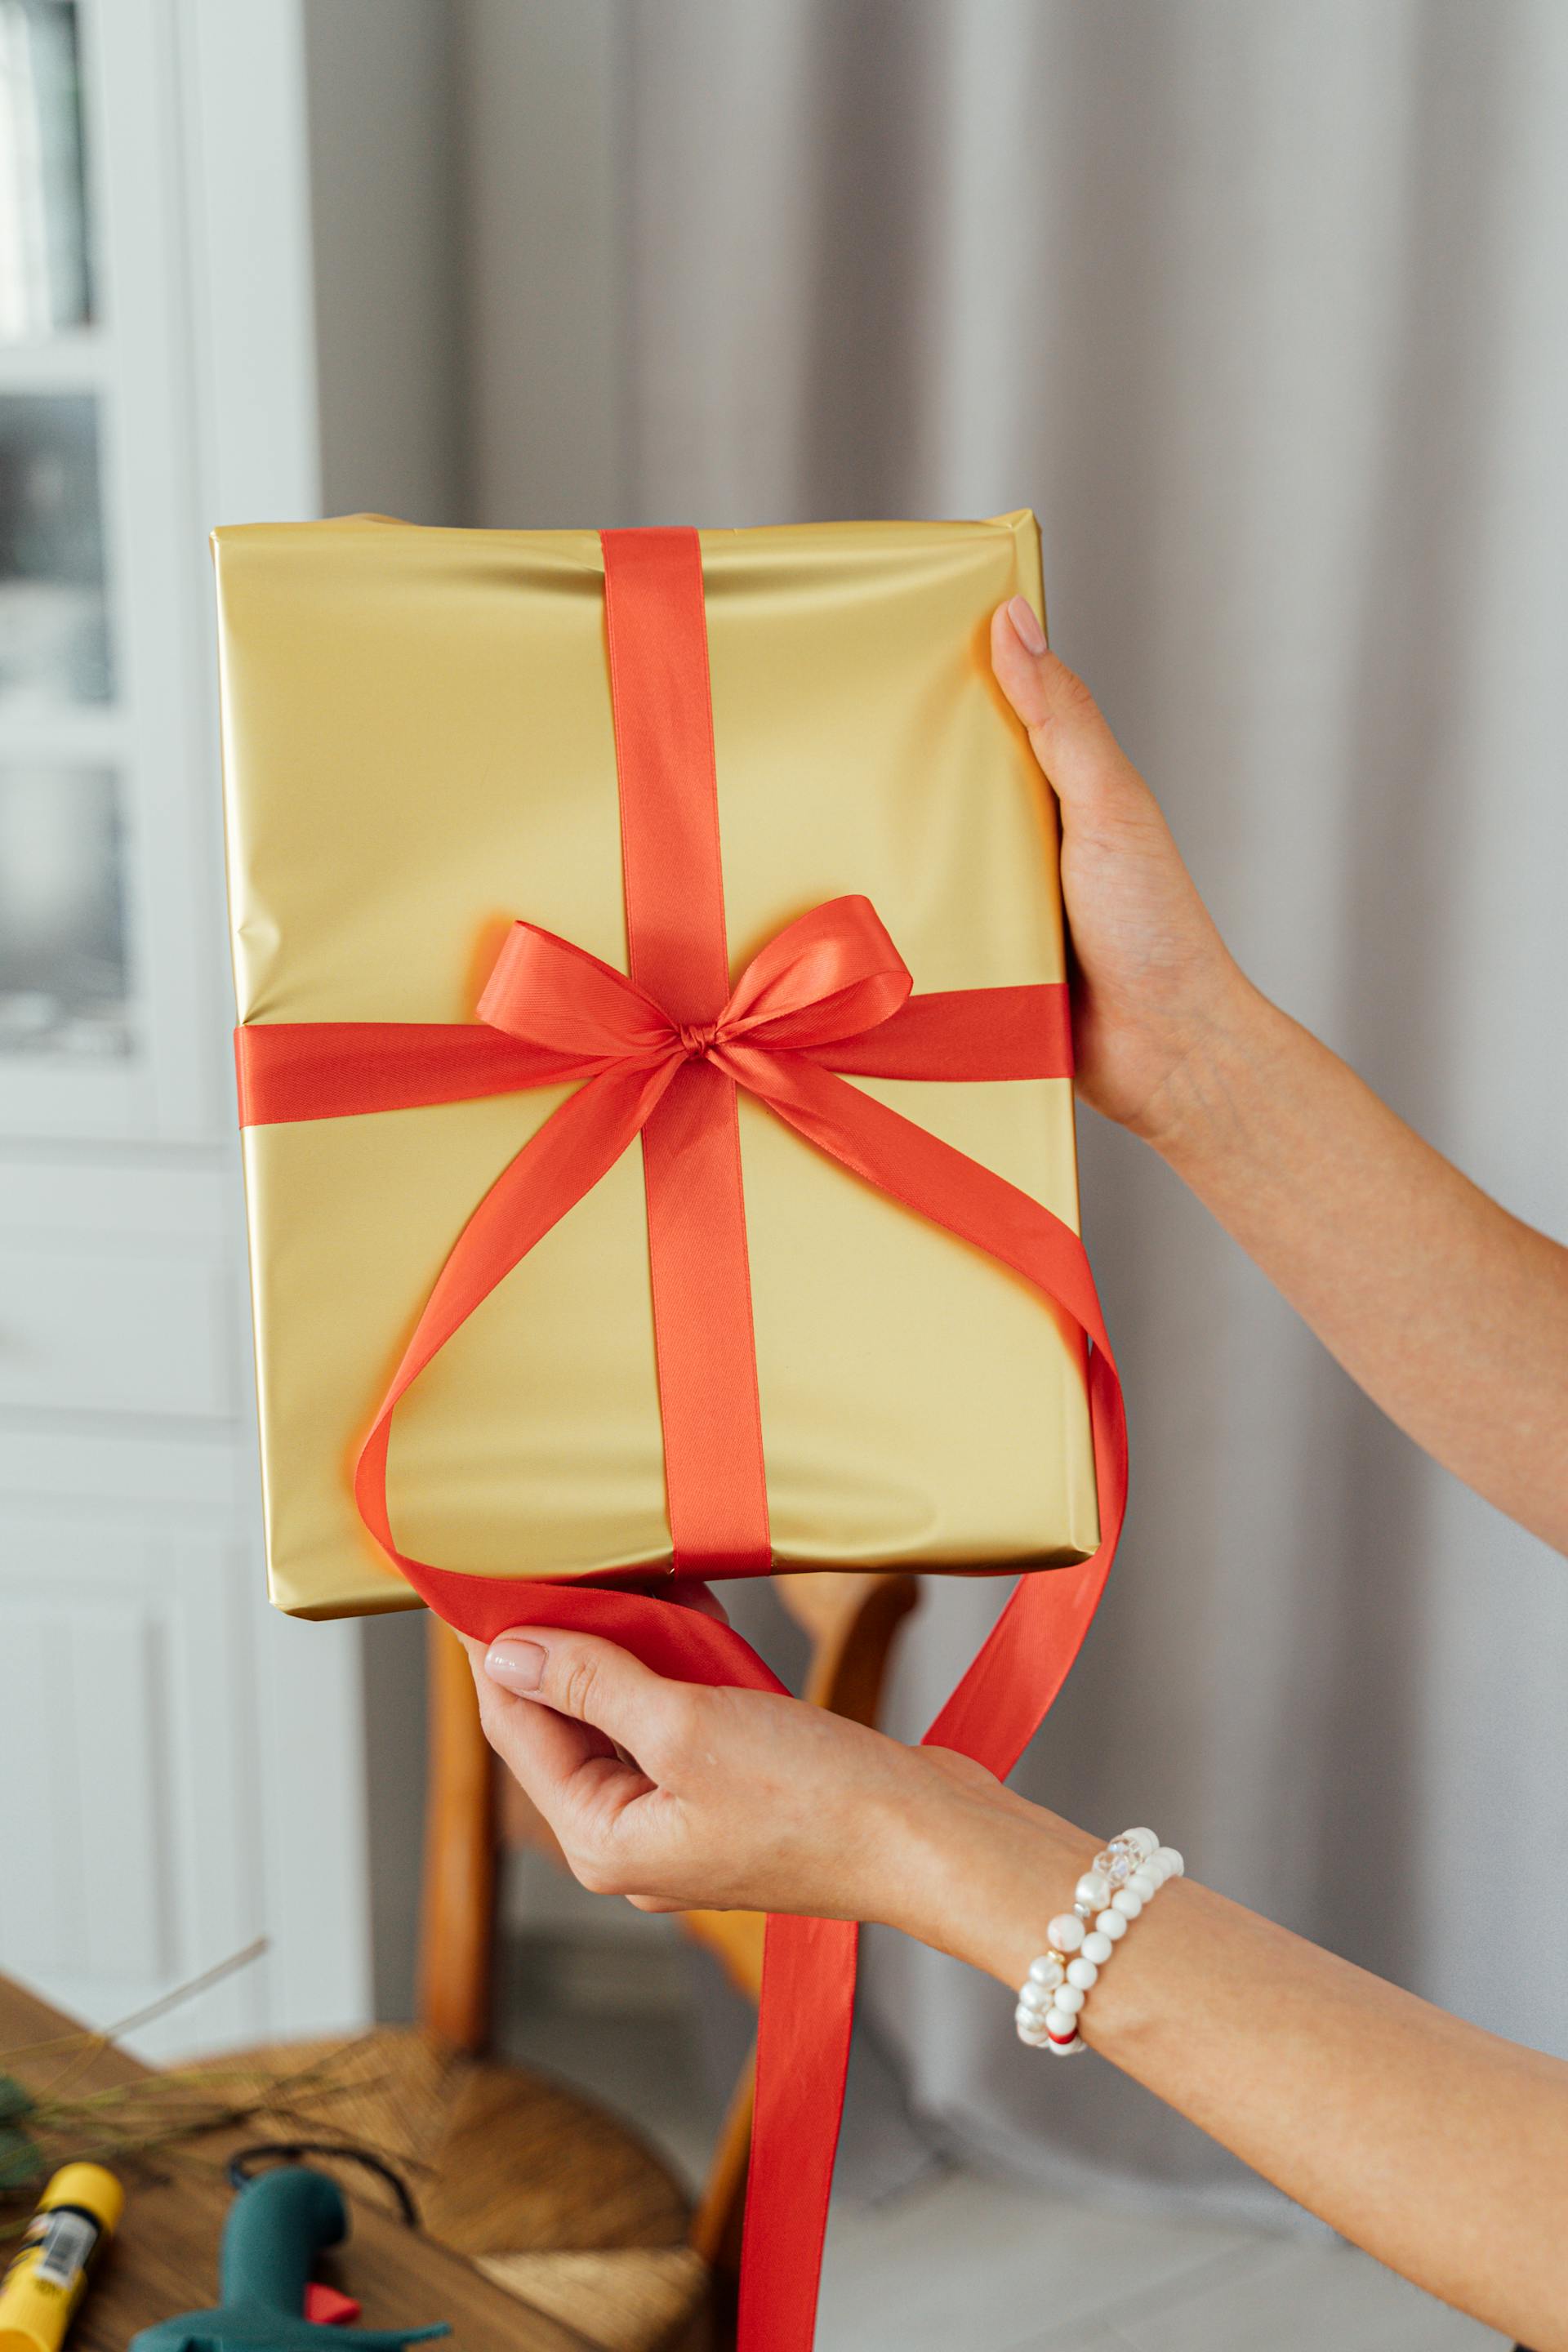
(0, 392), (111, 707)
(0, 1), (91, 339)
(0, 764), (131, 1055)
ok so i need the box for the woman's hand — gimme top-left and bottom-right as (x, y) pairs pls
(461, 1625), (1077, 1961)
(991, 599), (1258, 1146)
(993, 599), (1568, 1548)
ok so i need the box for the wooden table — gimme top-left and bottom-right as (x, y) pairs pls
(0, 1978), (711, 2352)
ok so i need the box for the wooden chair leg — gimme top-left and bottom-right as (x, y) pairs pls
(800, 1569), (920, 1724)
(688, 2042), (755, 2301)
(417, 1615), (499, 2052)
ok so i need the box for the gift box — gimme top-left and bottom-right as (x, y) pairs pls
(217, 515), (1127, 2352)
(216, 512), (1102, 1617)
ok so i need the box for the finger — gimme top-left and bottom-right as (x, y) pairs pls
(991, 600), (1146, 813)
(465, 1643), (654, 1857)
(482, 1626), (699, 1775)
(464, 1638), (608, 1784)
(456, 1628), (611, 1757)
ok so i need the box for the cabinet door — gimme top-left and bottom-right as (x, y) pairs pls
(0, 1150), (375, 2051)
(0, 1485), (372, 2060)
(0, 1511), (263, 2055)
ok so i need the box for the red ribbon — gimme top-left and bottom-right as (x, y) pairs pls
(234, 528), (1125, 2352)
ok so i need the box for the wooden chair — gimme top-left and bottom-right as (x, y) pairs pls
(419, 1570), (920, 2302)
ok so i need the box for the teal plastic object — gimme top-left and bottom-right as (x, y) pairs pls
(129, 2165), (450, 2352)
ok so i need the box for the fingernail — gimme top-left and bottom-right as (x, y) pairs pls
(485, 1639), (546, 1693)
(1007, 595), (1047, 656)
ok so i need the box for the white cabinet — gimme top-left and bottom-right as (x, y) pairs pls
(0, 0), (457, 2048)
(0, 1516), (259, 2053)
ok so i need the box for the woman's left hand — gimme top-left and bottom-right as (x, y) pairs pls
(461, 1624), (1044, 1944)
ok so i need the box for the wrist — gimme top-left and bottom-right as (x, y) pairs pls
(1134, 969), (1292, 1174)
(878, 1771), (1101, 1988)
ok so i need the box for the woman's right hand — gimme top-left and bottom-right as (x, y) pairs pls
(991, 599), (1259, 1149)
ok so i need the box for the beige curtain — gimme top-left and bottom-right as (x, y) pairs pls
(457, 0), (1568, 2212)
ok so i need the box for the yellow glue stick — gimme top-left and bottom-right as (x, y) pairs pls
(0, 2166), (122, 2352)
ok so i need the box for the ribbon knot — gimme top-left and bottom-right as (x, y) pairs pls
(475, 892), (916, 1080)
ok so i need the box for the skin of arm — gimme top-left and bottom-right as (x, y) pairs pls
(459, 617), (1568, 2338)
(991, 596), (1568, 1552)
(469, 1625), (1568, 2352)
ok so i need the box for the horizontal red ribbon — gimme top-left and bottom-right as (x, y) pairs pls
(234, 982), (1072, 1125)
(234, 527), (1124, 2352)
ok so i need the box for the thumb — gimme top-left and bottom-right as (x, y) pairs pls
(484, 1627), (688, 1766)
(991, 599), (1148, 818)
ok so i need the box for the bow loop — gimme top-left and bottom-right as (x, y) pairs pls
(479, 896), (912, 1077)
(479, 922), (675, 1063)
(717, 897), (912, 1054)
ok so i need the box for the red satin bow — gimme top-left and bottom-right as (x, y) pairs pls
(234, 527), (1125, 2352)
(479, 893), (913, 1070)
(350, 893), (907, 1587)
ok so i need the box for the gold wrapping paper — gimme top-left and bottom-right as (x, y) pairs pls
(215, 511), (1100, 1617)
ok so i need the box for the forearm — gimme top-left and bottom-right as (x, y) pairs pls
(888, 1785), (1568, 2349)
(991, 609), (1566, 1540)
(1146, 979), (1568, 1549)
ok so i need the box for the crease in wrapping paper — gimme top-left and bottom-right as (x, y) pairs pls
(215, 509), (1098, 1613)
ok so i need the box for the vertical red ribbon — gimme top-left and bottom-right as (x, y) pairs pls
(601, 529), (772, 1571)
(590, 533), (1122, 2352)
(599, 530), (849, 2347)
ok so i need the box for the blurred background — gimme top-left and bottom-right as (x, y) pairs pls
(1, 4), (1564, 2347)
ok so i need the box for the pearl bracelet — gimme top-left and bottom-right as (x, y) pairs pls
(1014, 1827), (1183, 2056)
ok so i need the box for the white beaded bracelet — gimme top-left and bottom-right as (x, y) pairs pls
(1014, 1827), (1184, 2056)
